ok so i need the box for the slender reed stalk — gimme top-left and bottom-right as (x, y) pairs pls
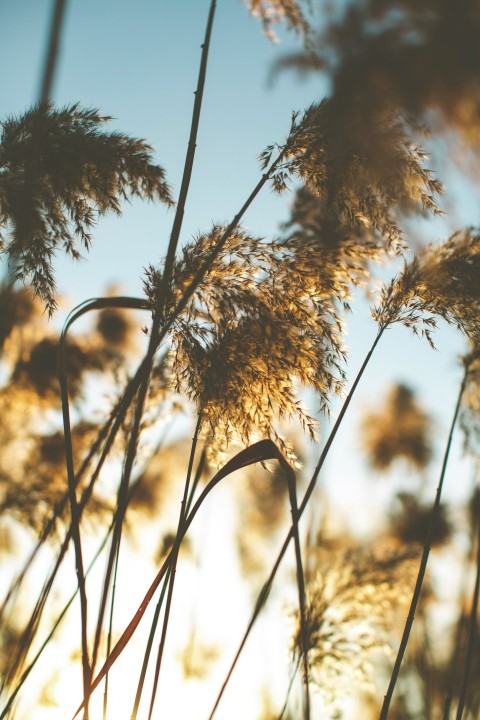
(130, 566), (172, 720)
(130, 446), (206, 718)
(147, 416), (202, 719)
(277, 655), (302, 720)
(379, 369), (468, 720)
(158, 0), (217, 310)
(208, 328), (384, 718)
(59, 361), (92, 713)
(455, 504), (480, 720)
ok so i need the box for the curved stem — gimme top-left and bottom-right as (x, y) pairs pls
(58, 296), (150, 714)
(379, 369), (468, 720)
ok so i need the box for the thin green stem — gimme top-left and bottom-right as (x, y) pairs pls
(277, 654), (302, 720)
(102, 538), (121, 720)
(379, 369), (468, 720)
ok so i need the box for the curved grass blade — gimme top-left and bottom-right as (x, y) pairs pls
(71, 439), (292, 719)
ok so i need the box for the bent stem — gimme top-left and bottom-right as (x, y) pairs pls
(207, 327), (384, 718)
(58, 297), (150, 716)
(379, 368), (468, 720)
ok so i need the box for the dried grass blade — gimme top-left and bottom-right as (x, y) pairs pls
(71, 439), (286, 719)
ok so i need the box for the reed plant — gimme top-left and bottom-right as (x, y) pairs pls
(1, 1), (479, 718)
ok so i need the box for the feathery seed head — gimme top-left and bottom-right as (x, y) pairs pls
(373, 228), (480, 345)
(0, 104), (173, 313)
(145, 225), (347, 456)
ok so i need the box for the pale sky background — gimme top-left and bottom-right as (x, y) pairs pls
(0, 1), (478, 718)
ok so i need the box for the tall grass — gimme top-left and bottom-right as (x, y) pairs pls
(1, 1), (480, 719)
